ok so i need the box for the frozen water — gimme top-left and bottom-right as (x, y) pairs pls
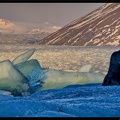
(14, 59), (48, 91)
(78, 64), (92, 72)
(12, 48), (35, 65)
(0, 45), (119, 117)
(0, 60), (29, 95)
(0, 90), (12, 95)
(0, 49), (47, 95)
(39, 69), (105, 90)
(0, 83), (120, 117)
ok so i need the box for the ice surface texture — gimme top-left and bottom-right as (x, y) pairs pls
(0, 47), (120, 117)
(78, 64), (92, 72)
(39, 69), (104, 90)
(0, 48), (105, 96)
(0, 60), (29, 96)
(0, 49), (40, 96)
(14, 59), (47, 91)
(12, 48), (35, 65)
(0, 83), (120, 117)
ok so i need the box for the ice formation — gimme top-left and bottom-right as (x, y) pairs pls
(0, 49), (105, 96)
(14, 59), (47, 91)
(0, 60), (29, 96)
(12, 48), (35, 65)
(38, 69), (105, 90)
(0, 90), (12, 95)
(78, 64), (92, 72)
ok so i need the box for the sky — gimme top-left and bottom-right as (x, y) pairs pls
(0, 3), (105, 26)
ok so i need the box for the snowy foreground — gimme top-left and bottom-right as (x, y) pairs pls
(0, 45), (120, 117)
(1, 83), (120, 117)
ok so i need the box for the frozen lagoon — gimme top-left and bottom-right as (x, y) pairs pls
(0, 44), (119, 73)
(0, 45), (120, 117)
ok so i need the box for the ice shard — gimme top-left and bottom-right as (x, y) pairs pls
(78, 64), (92, 72)
(0, 60), (30, 96)
(12, 49), (35, 65)
(38, 69), (105, 90)
(0, 90), (12, 96)
(14, 59), (48, 91)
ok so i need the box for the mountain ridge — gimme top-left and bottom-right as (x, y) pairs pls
(0, 19), (61, 34)
(0, 18), (61, 44)
(38, 3), (120, 46)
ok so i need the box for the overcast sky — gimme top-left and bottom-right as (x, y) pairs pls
(0, 3), (105, 26)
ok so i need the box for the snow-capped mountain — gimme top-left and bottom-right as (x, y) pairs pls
(0, 19), (61, 34)
(0, 19), (14, 28)
(38, 3), (120, 46)
(0, 19), (15, 34)
(0, 19), (61, 44)
(27, 26), (61, 34)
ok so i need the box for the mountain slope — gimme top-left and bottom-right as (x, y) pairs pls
(38, 3), (120, 46)
(0, 19), (61, 34)
(0, 19), (61, 44)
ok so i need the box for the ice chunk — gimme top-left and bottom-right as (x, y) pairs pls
(14, 59), (41, 78)
(14, 59), (47, 91)
(39, 69), (105, 90)
(0, 90), (12, 95)
(0, 60), (30, 96)
(78, 64), (92, 72)
(12, 49), (35, 65)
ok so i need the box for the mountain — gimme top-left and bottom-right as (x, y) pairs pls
(38, 3), (120, 46)
(0, 19), (61, 35)
(0, 19), (61, 44)
(0, 19), (15, 34)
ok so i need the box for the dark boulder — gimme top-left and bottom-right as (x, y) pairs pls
(102, 50), (120, 86)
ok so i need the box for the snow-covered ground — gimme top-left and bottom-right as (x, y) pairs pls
(1, 83), (120, 117)
(0, 45), (120, 117)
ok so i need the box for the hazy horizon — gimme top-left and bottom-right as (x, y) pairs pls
(0, 3), (105, 26)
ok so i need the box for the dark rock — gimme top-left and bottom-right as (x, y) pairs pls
(102, 50), (120, 86)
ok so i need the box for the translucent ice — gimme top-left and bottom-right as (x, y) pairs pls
(38, 69), (105, 90)
(12, 49), (35, 65)
(0, 60), (30, 96)
(0, 48), (105, 96)
(78, 64), (92, 72)
(14, 59), (42, 80)
(0, 90), (12, 95)
(14, 59), (48, 91)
